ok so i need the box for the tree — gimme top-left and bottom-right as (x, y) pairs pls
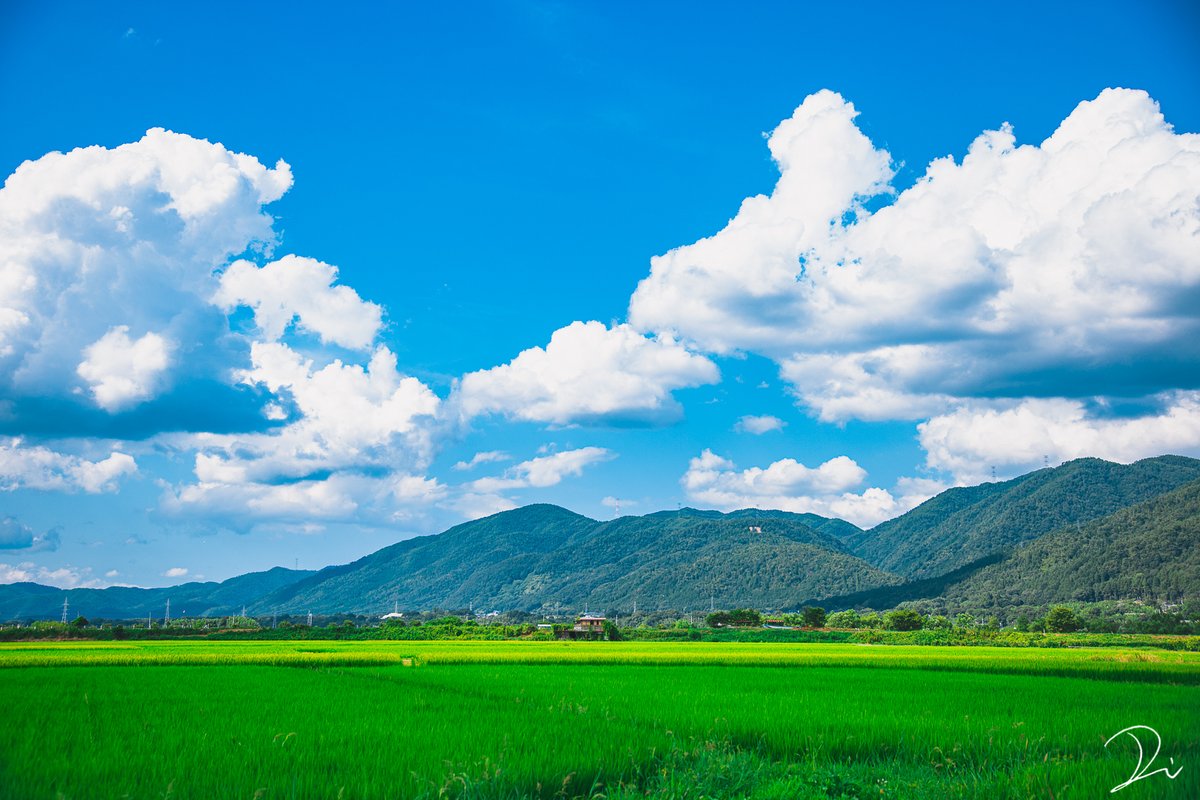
(925, 615), (952, 631)
(1045, 606), (1081, 633)
(70, 616), (89, 628)
(728, 608), (762, 627)
(602, 620), (622, 641)
(884, 609), (923, 631)
(801, 606), (827, 628)
(1014, 614), (1030, 632)
(826, 609), (861, 629)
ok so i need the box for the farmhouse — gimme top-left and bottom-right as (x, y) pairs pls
(555, 614), (607, 640)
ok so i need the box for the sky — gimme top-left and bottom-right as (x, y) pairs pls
(1, 0), (1198, 590)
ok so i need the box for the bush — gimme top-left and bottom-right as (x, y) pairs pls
(884, 609), (924, 631)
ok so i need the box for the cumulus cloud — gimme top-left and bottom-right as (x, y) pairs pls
(0, 128), (292, 421)
(76, 326), (172, 411)
(735, 414), (786, 434)
(918, 392), (1200, 483)
(163, 470), (448, 526)
(470, 447), (613, 493)
(457, 321), (718, 426)
(215, 255), (383, 350)
(681, 449), (941, 528)
(163, 567), (189, 578)
(0, 562), (102, 588)
(629, 89), (1200, 424)
(0, 438), (136, 493)
(164, 342), (444, 525)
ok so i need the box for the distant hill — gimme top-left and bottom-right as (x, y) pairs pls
(0, 566), (313, 621)
(933, 477), (1200, 610)
(850, 455), (1200, 579)
(4, 455), (1199, 621)
(254, 505), (895, 614)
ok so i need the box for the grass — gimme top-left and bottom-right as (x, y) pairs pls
(0, 641), (1197, 798)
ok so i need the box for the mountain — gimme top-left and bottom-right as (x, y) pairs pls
(932, 477), (1200, 610)
(253, 505), (897, 614)
(0, 566), (313, 621)
(5, 456), (1199, 621)
(850, 455), (1200, 579)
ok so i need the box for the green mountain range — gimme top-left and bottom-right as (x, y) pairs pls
(254, 505), (897, 614)
(932, 477), (1200, 610)
(0, 567), (312, 621)
(2, 455), (1198, 620)
(851, 455), (1200, 579)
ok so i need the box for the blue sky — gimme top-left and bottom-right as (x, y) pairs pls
(1, 1), (1198, 590)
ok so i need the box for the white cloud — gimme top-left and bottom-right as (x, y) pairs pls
(0, 562), (102, 589)
(918, 392), (1200, 483)
(680, 449), (940, 528)
(452, 451), (511, 471)
(601, 495), (636, 509)
(165, 338), (445, 524)
(457, 321), (718, 425)
(76, 326), (172, 411)
(0, 128), (292, 415)
(735, 414), (786, 434)
(628, 89), (1200, 424)
(215, 255), (383, 350)
(163, 567), (189, 578)
(173, 342), (441, 494)
(0, 438), (136, 493)
(470, 446), (613, 493)
(163, 470), (447, 526)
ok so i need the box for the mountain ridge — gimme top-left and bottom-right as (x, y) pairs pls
(3, 456), (1199, 620)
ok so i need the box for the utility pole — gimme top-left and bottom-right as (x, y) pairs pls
(61, 596), (69, 624)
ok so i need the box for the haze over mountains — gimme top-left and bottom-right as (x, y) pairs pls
(2, 455), (1198, 621)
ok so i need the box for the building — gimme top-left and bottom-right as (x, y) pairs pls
(555, 614), (607, 640)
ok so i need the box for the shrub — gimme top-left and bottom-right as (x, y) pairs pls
(884, 609), (924, 631)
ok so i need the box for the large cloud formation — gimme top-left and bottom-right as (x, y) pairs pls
(630, 89), (1200, 417)
(0, 129), (292, 421)
(632, 88), (1200, 481)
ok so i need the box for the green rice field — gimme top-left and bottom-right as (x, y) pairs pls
(0, 641), (1197, 799)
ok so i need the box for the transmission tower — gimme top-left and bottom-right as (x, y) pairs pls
(164, 598), (170, 626)
(60, 596), (69, 624)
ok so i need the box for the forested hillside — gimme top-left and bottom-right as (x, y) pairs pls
(934, 477), (1200, 609)
(255, 505), (897, 614)
(851, 455), (1200, 578)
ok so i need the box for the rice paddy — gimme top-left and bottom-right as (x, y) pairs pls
(1, 640), (1197, 799)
